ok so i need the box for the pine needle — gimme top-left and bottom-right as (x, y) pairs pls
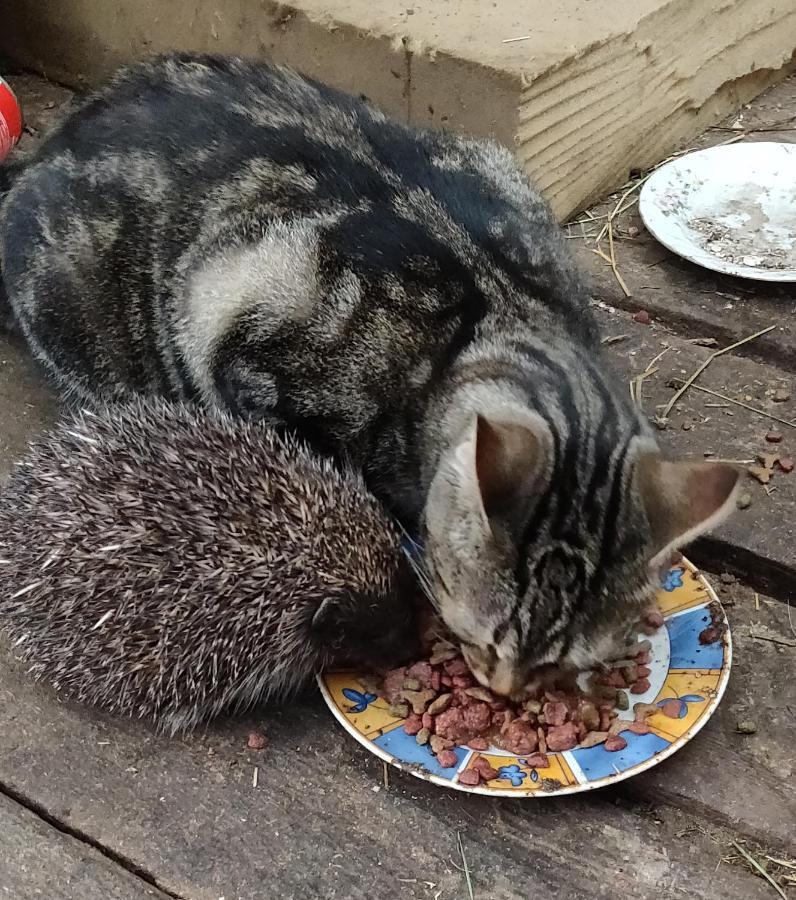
(661, 325), (776, 420)
(731, 842), (787, 899)
(668, 382), (796, 430)
(457, 831), (475, 900)
(606, 218), (630, 296)
(630, 347), (670, 407)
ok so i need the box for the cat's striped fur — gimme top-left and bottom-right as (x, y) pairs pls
(0, 55), (739, 694)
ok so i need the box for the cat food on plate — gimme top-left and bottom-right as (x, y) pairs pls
(321, 559), (732, 797)
(376, 629), (660, 786)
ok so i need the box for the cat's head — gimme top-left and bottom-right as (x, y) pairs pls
(422, 408), (739, 697)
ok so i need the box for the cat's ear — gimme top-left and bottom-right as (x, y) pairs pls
(635, 453), (741, 563)
(473, 412), (553, 535)
(425, 408), (552, 556)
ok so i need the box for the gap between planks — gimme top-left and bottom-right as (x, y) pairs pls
(0, 777), (186, 900)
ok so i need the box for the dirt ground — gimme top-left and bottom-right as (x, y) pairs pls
(0, 71), (794, 900)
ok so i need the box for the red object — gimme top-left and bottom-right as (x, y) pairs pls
(632, 310), (651, 325)
(471, 756), (499, 781)
(246, 730), (269, 750)
(0, 77), (23, 162)
(457, 769), (481, 786)
(436, 749), (458, 769)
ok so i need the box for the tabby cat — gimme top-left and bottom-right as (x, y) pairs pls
(0, 54), (739, 695)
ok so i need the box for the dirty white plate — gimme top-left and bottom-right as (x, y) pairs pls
(639, 142), (796, 282)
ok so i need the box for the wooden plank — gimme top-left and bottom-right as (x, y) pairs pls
(595, 307), (796, 598)
(0, 335), (59, 483)
(621, 582), (796, 849)
(2, 0), (795, 219)
(3, 329), (789, 890)
(574, 235), (796, 376)
(0, 647), (779, 900)
(0, 792), (171, 899)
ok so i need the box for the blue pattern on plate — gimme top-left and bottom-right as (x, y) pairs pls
(657, 694), (705, 717)
(570, 731), (671, 780)
(342, 688), (378, 713)
(666, 607), (724, 669)
(372, 728), (468, 779)
(496, 764), (527, 787)
(662, 567), (685, 591)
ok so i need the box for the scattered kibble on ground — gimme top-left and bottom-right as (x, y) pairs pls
(735, 720), (757, 735)
(247, 731), (269, 750)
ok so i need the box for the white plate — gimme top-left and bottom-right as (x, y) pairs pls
(639, 142), (796, 282)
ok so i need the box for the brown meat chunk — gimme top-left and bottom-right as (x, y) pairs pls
(433, 707), (465, 741)
(407, 661), (435, 689)
(501, 720), (539, 755)
(542, 701), (568, 727)
(458, 769), (481, 786)
(247, 731), (269, 750)
(443, 658), (470, 676)
(436, 749), (458, 768)
(471, 756), (499, 781)
(461, 702), (492, 734)
(523, 752), (549, 768)
(382, 667), (408, 702)
(545, 722), (579, 751)
(403, 714), (423, 735)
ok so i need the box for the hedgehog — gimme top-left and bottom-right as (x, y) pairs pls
(0, 398), (421, 734)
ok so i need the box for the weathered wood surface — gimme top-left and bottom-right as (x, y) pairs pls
(0, 792), (170, 899)
(593, 306), (795, 598)
(0, 335), (59, 481)
(0, 648), (782, 900)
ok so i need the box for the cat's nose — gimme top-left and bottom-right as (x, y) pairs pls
(487, 660), (526, 698)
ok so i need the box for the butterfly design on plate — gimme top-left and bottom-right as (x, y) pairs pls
(342, 688), (378, 714)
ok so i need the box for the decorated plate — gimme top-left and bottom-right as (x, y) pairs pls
(639, 142), (796, 282)
(318, 560), (731, 797)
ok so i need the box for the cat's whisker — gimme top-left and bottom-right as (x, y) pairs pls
(393, 518), (435, 587)
(400, 545), (440, 610)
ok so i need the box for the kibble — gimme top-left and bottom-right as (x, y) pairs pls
(378, 607), (663, 771)
(246, 731), (269, 750)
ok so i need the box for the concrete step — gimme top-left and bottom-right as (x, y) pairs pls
(2, 0), (795, 218)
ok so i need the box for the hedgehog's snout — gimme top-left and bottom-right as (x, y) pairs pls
(312, 562), (421, 670)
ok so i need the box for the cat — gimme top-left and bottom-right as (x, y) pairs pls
(0, 53), (739, 696)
